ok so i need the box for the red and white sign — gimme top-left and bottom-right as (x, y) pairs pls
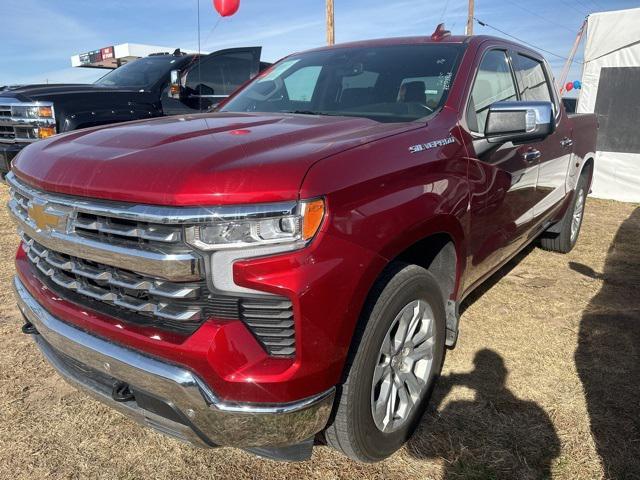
(101, 46), (115, 60)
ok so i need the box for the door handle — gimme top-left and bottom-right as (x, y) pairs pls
(523, 149), (542, 163)
(560, 137), (574, 148)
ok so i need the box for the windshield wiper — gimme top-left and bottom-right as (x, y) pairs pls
(283, 110), (334, 116)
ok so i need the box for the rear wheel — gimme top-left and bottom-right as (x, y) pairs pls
(540, 171), (588, 253)
(324, 263), (446, 462)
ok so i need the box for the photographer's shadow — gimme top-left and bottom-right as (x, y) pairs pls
(573, 207), (640, 479)
(408, 349), (560, 479)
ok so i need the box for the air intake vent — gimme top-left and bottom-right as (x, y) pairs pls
(240, 297), (295, 357)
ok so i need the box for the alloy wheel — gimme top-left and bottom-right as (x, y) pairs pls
(571, 188), (585, 242)
(370, 299), (436, 433)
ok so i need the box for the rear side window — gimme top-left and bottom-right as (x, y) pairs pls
(514, 54), (552, 102)
(467, 50), (517, 134)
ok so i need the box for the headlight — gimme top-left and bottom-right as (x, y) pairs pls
(12, 105), (54, 119)
(185, 198), (325, 251)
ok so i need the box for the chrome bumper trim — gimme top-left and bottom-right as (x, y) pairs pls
(35, 335), (211, 447)
(14, 276), (335, 448)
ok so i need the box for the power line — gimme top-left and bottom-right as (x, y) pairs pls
(587, 0), (605, 11)
(439, 0), (452, 23)
(558, 0), (591, 16)
(573, 0), (596, 13)
(474, 17), (583, 64)
(502, 0), (578, 33)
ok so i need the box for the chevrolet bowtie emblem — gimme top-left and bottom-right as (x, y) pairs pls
(28, 200), (67, 231)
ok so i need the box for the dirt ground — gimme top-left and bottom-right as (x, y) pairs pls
(0, 185), (638, 480)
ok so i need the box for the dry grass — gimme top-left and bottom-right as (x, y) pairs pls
(0, 184), (638, 480)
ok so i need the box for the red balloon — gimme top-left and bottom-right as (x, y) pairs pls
(213, 0), (240, 17)
(565, 82), (574, 91)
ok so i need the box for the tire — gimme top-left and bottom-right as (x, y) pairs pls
(540, 171), (589, 253)
(324, 262), (446, 462)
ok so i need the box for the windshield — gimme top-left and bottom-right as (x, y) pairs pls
(95, 56), (186, 89)
(220, 44), (464, 123)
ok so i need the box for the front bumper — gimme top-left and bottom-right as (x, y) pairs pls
(13, 276), (335, 449)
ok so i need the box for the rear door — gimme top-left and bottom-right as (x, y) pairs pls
(183, 47), (262, 111)
(512, 52), (572, 221)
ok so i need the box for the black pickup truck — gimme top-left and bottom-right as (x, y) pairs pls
(0, 47), (269, 175)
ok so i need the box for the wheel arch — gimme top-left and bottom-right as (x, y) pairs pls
(582, 156), (595, 188)
(354, 217), (467, 353)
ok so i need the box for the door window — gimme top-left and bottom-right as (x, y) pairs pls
(514, 54), (552, 102)
(186, 51), (255, 96)
(467, 50), (517, 134)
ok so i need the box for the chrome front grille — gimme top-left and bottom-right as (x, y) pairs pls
(11, 186), (184, 248)
(0, 125), (14, 140)
(7, 172), (297, 356)
(23, 234), (203, 323)
(0, 100), (56, 144)
(74, 212), (183, 244)
(7, 177), (200, 281)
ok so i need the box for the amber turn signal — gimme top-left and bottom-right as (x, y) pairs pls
(302, 199), (325, 241)
(37, 106), (53, 118)
(38, 126), (56, 139)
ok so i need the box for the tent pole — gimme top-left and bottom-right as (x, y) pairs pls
(558, 19), (587, 95)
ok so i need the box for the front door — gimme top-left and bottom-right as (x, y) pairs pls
(464, 49), (541, 289)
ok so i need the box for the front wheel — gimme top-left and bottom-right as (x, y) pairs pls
(324, 263), (446, 462)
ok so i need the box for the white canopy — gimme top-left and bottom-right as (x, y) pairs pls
(578, 7), (640, 202)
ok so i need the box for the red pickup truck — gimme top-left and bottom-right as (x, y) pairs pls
(9, 30), (596, 462)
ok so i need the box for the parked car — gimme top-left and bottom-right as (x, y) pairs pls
(8, 28), (596, 462)
(0, 47), (269, 175)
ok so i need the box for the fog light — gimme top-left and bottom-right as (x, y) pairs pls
(38, 126), (56, 139)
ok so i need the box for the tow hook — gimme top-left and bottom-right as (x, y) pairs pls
(112, 382), (135, 403)
(21, 321), (38, 335)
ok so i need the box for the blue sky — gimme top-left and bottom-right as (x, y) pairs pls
(0, 0), (637, 90)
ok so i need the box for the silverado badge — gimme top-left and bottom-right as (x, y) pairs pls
(409, 136), (456, 153)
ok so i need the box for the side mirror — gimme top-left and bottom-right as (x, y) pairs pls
(168, 69), (182, 99)
(485, 101), (554, 144)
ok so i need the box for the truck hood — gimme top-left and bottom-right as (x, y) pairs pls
(0, 83), (143, 102)
(13, 112), (419, 205)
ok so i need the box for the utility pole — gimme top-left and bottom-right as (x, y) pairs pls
(326, 0), (335, 45)
(466, 0), (474, 35)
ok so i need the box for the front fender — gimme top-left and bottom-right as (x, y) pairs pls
(300, 129), (470, 303)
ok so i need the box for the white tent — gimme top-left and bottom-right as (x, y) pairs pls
(577, 7), (640, 203)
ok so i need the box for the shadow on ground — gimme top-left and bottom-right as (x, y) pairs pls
(405, 243), (561, 479)
(406, 208), (640, 479)
(407, 347), (560, 479)
(574, 207), (640, 479)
